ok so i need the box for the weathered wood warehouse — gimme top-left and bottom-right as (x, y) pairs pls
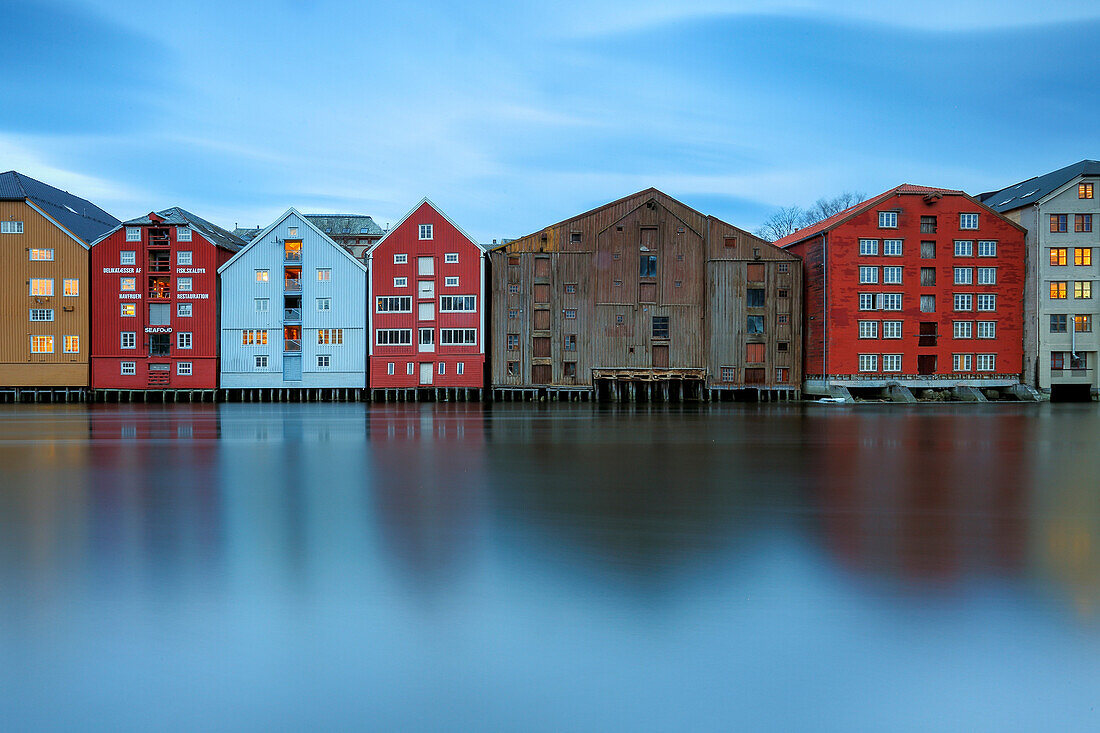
(489, 189), (802, 401)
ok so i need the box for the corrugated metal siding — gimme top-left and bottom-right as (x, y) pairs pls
(0, 200), (90, 386)
(220, 211), (366, 387)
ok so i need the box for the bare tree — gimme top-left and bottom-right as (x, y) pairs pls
(802, 191), (866, 225)
(755, 191), (867, 241)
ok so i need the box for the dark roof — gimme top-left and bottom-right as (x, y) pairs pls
(981, 160), (1100, 213)
(233, 227), (263, 242)
(775, 185), (967, 248)
(305, 214), (384, 237)
(0, 170), (119, 244)
(123, 207), (245, 252)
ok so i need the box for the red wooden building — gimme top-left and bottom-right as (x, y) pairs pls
(90, 208), (244, 390)
(777, 185), (1026, 396)
(367, 199), (486, 394)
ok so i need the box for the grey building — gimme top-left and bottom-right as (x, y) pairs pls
(982, 160), (1100, 397)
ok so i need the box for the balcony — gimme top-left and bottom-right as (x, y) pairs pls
(148, 277), (171, 300)
(284, 249), (302, 263)
(918, 335), (938, 347)
(283, 307), (302, 322)
(148, 259), (171, 273)
(284, 278), (302, 293)
(284, 338), (301, 353)
(148, 229), (171, 248)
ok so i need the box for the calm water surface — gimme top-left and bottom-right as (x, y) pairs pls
(1, 402), (1099, 731)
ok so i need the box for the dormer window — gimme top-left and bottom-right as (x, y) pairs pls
(419, 224), (433, 240)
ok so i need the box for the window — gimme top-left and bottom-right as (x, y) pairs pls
(29, 278), (53, 296)
(882, 240), (902, 257)
(1, 220), (24, 233)
(407, 362), (415, 375)
(317, 355), (331, 368)
(955, 240), (973, 257)
(256, 269), (269, 282)
(317, 268), (331, 281)
(859, 239), (878, 256)
(883, 321), (902, 339)
(440, 329), (477, 345)
(177, 277), (193, 292)
(318, 328), (343, 345)
(442, 253), (459, 265)
(251, 298), (269, 314)
(640, 254), (657, 277)
(563, 334), (577, 351)
(653, 316), (670, 339)
(954, 354), (972, 372)
(920, 216), (937, 233)
(977, 267), (997, 285)
(720, 366), (736, 383)
(440, 295), (476, 312)
(287, 227), (298, 238)
(954, 267), (972, 285)
(507, 308), (518, 319)
(436, 362), (446, 375)
(177, 362), (192, 375)
(1050, 314), (1068, 333)
(120, 250), (136, 265)
(242, 330), (268, 346)
(508, 284), (518, 294)
(1051, 281), (1068, 299)
(121, 332), (136, 349)
(1051, 248), (1068, 266)
(960, 213), (979, 230)
(1075, 281), (1092, 299)
(859, 321), (878, 339)
(954, 294), (973, 311)
(255, 355), (268, 369)
(778, 314), (789, 324)
(859, 266), (878, 284)
(394, 277), (408, 288)
(778, 288), (789, 298)
(921, 241), (936, 259)
(1081, 183), (1095, 199)
(920, 295), (936, 313)
(778, 263), (790, 273)
(878, 212), (898, 229)
(882, 354), (902, 372)
(507, 333), (519, 350)
(881, 294), (902, 311)
(29, 248), (54, 261)
(419, 224), (433, 240)
(883, 266), (902, 284)
(60, 279), (77, 297)
(778, 341), (790, 351)
(1051, 352), (1065, 370)
(177, 227), (192, 241)
(387, 362), (395, 375)
(1076, 215), (1094, 233)
(1076, 248), (1092, 266)
(976, 354), (996, 372)
(615, 315), (624, 325)
(376, 329), (412, 345)
(119, 277), (136, 292)
(1051, 214), (1068, 233)
(171, 250), (191, 266)
(747, 288), (766, 307)
(445, 276), (459, 287)
(126, 227), (141, 241)
(954, 321), (972, 339)
(1076, 314), (1093, 333)
(121, 304), (138, 317)
(394, 253), (408, 264)
(776, 367), (789, 383)
(506, 361), (519, 376)
(920, 267), (937, 286)
(859, 293), (875, 311)
(858, 354), (878, 372)
(29, 309), (54, 321)
(564, 309), (577, 319)
(177, 332), (192, 349)
(977, 240), (997, 257)
(376, 296), (411, 313)
(747, 315), (765, 334)
(317, 298), (331, 311)
(419, 328), (434, 348)
(564, 283), (577, 294)
(121, 361), (136, 375)
(745, 343), (765, 362)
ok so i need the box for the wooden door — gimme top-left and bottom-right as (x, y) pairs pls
(918, 355), (937, 375)
(652, 344), (669, 367)
(533, 310), (550, 330)
(533, 337), (550, 357)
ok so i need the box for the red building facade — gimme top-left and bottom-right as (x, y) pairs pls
(90, 209), (243, 390)
(777, 186), (1026, 390)
(367, 199), (486, 390)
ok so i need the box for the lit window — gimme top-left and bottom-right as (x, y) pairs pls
(1, 221), (25, 233)
(858, 321), (878, 339)
(394, 254), (408, 264)
(959, 213), (979, 230)
(317, 355), (331, 368)
(882, 354), (902, 372)
(256, 270), (269, 282)
(29, 248), (54, 261)
(177, 227), (192, 241)
(1075, 281), (1092, 299)
(120, 304), (136, 317)
(1051, 248), (1068, 266)
(882, 321), (902, 339)
(1050, 281), (1068, 299)
(859, 239), (878, 256)
(317, 298), (331, 311)
(394, 277), (408, 288)
(1050, 214), (1068, 233)
(178, 304), (192, 317)
(254, 355), (268, 369)
(177, 362), (192, 375)
(177, 332), (192, 349)
(878, 212), (898, 229)
(29, 278), (53, 296)
(954, 294), (973, 311)
(882, 240), (902, 256)
(858, 354), (878, 372)
(977, 321), (995, 339)
(955, 240), (973, 257)
(1075, 248), (1093, 266)
(977, 240), (997, 257)
(954, 321), (972, 339)
(242, 330), (269, 346)
(177, 250), (192, 265)
(120, 332), (136, 349)
(177, 277), (193, 292)
(126, 227), (141, 241)
(1080, 183), (1094, 199)
(317, 268), (331, 281)
(1076, 315), (1093, 333)
(419, 224), (433, 240)
(445, 276), (459, 287)
(445, 253), (459, 263)
(318, 329), (343, 345)
(976, 354), (996, 372)
(121, 361), (136, 375)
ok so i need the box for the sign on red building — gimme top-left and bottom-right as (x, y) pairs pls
(367, 199), (486, 390)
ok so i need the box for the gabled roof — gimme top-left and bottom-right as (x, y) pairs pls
(980, 160), (1100, 213)
(305, 214), (384, 237)
(116, 207), (246, 252)
(219, 207), (366, 273)
(233, 226), (263, 242)
(0, 170), (119, 244)
(775, 184), (985, 248)
(365, 198), (484, 257)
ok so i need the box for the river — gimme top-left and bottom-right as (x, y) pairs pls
(1, 403), (1098, 731)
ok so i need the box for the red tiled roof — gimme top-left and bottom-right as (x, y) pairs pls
(774, 184), (965, 248)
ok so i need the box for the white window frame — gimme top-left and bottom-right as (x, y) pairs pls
(859, 266), (878, 284)
(177, 250), (193, 265)
(394, 277), (408, 288)
(376, 329), (413, 346)
(882, 321), (902, 339)
(30, 248), (54, 261)
(977, 267), (996, 285)
(457, 362), (464, 375)
(445, 276), (459, 287)
(419, 224), (433, 240)
(954, 294), (973, 311)
(120, 250), (136, 265)
(255, 269), (270, 283)
(317, 355), (331, 368)
(255, 298), (269, 312)
(440, 328), (477, 346)
(882, 239), (903, 257)
(858, 321), (878, 339)
(121, 361), (136, 375)
(977, 240), (997, 257)
(438, 362), (446, 375)
(954, 267), (972, 285)
(177, 277), (193, 292)
(976, 321), (996, 339)
(953, 321), (972, 339)
(376, 296), (412, 313)
(29, 309), (54, 322)
(317, 268), (332, 282)
(177, 332), (192, 350)
(1, 221), (25, 234)
(859, 293), (875, 311)
(976, 354), (996, 372)
(120, 304), (136, 317)
(953, 354), (972, 371)
(883, 266), (902, 284)
(976, 294), (996, 312)
(29, 278), (53, 296)
(444, 253), (459, 264)
(30, 335), (54, 354)
(881, 294), (902, 311)
(255, 355), (268, 369)
(859, 239), (878, 256)
(63, 279), (79, 297)
(178, 303), (192, 317)
(407, 362), (415, 375)
(121, 332), (137, 349)
(954, 240), (973, 257)
(960, 213), (980, 230)
(387, 362), (395, 375)
(394, 253), (408, 264)
(125, 227), (141, 242)
(858, 354), (878, 372)
(177, 227), (192, 242)
(177, 361), (192, 375)
(317, 298), (331, 311)
(120, 278), (136, 292)
(439, 295), (477, 312)
(878, 212), (898, 229)
(882, 354), (902, 372)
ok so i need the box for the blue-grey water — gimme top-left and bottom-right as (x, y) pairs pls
(1, 402), (1099, 731)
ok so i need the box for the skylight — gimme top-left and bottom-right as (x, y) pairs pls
(1023, 189), (1041, 197)
(998, 198), (1014, 206)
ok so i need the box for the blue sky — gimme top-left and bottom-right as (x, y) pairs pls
(2, 0), (1099, 240)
